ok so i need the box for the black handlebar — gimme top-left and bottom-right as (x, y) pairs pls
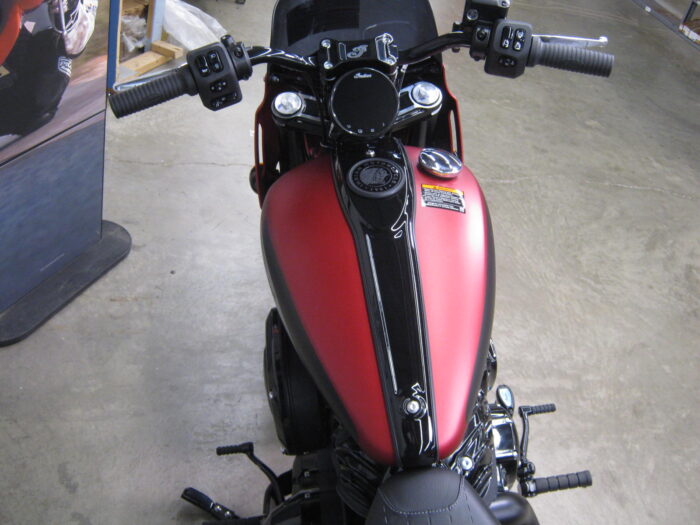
(109, 24), (614, 119)
(528, 38), (614, 77)
(109, 66), (197, 118)
(247, 46), (317, 69)
(398, 32), (471, 66)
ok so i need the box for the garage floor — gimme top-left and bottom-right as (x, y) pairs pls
(1, 0), (698, 523)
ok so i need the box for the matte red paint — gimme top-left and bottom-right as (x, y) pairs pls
(262, 148), (490, 465)
(261, 155), (395, 465)
(408, 146), (491, 458)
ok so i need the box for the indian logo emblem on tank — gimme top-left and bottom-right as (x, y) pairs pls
(347, 44), (368, 58)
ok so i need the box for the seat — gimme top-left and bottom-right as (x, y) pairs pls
(365, 468), (500, 525)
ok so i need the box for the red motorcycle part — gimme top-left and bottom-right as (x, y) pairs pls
(261, 146), (493, 465)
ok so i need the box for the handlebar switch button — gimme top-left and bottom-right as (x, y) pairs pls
(195, 55), (210, 76)
(207, 51), (224, 73)
(501, 26), (514, 49)
(187, 41), (243, 111)
(210, 80), (229, 92)
(210, 93), (239, 110)
(485, 19), (532, 78)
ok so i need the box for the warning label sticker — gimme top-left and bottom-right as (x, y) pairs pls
(421, 184), (466, 213)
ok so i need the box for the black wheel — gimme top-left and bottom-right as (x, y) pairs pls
(249, 167), (258, 193)
(264, 308), (329, 454)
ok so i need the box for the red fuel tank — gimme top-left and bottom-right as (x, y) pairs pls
(261, 146), (493, 465)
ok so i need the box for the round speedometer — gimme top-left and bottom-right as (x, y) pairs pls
(329, 68), (399, 138)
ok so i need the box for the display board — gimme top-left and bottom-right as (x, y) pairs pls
(0, 0), (109, 162)
(0, 0), (130, 344)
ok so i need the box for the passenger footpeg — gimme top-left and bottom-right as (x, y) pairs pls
(521, 470), (593, 496)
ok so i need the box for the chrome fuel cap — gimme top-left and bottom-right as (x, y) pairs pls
(418, 148), (462, 179)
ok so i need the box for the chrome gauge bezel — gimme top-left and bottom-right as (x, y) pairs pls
(329, 67), (400, 139)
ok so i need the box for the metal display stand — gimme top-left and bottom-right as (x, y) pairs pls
(0, 222), (131, 347)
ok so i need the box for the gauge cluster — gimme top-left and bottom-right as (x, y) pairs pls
(270, 79), (443, 139)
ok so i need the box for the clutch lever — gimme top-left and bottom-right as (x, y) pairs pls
(533, 35), (609, 49)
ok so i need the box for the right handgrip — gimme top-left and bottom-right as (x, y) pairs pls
(109, 66), (198, 118)
(528, 37), (614, 77)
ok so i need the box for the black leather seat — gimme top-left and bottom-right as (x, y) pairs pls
(365, 468), (500, 525)
(269, 0), (439, 56)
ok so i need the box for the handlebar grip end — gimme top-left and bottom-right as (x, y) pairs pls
(109, 66), (197, 118)
(529, 38), (614, 77)
(525, 470), (593, 496)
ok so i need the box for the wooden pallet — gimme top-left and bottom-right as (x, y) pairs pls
(118, 40), (184, 81)
(116, 0), (182, 82)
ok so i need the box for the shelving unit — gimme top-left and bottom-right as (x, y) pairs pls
(111, 0), (184, 84)
(630, 0), (699, 48)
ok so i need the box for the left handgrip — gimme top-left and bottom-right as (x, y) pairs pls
(109, 66), (198, 118)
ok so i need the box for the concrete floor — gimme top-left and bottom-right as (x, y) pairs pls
(1, 0), (698, 523)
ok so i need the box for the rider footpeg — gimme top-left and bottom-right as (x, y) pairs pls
(181, 487), (239, 520)
(522, 470), (592, 496)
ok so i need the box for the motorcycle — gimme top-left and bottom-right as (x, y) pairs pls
(109, 1), (614, 523)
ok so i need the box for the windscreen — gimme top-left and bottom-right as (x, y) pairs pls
(271, 0), (438, 55)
